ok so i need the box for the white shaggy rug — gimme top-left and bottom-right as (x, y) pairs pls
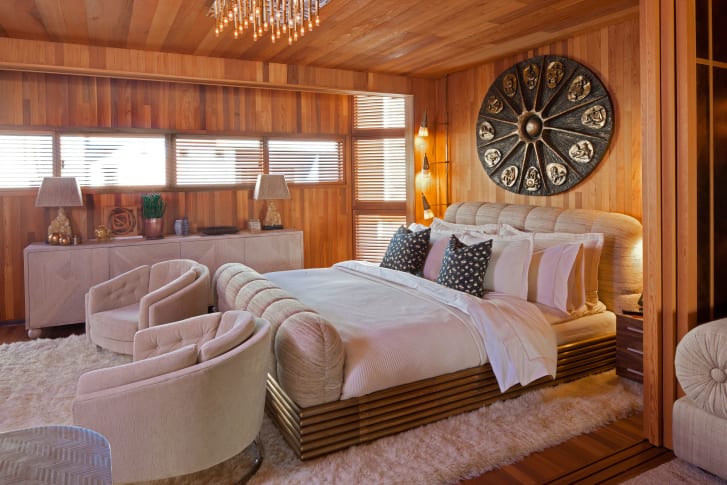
(0, 335), (643, 484)
(622, 459), (727, 484)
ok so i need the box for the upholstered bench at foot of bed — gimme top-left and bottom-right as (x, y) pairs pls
(214, 262), (345, 407)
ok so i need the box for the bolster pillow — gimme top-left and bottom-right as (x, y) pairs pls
(214, 263), (344, 406)
(675, 318), (727, 419)
(276, 312), (344, 407)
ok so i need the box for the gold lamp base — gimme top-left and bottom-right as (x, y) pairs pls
(262, 200), (284, 230)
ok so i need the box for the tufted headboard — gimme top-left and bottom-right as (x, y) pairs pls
(444, 202), (643, 313)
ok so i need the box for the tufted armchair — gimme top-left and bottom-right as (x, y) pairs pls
(673, 318), (727, 479)
(73, 311), (271, 484)
(86, 259), (210, 354)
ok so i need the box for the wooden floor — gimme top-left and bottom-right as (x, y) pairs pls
(1, 322), (673, 484)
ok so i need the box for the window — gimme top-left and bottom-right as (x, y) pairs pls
(268, 139), (343, 183)
(354, 213), (408, 262)
(61, 135), (166, 187)
(353, 138), (406, 201)
(0, 134), (53, 188)
(353, 96), (406, 129)
(352, 95), (409, 262)
(176, 137), (263, 186)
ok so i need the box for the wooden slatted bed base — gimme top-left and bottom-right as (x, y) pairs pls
(265, 333), (616, 460)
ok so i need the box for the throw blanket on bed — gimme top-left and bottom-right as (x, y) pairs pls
(266, 261), (556, 398)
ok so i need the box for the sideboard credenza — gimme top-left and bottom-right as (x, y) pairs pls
(24, 230), (303, 338)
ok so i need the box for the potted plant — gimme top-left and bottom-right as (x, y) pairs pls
(142, 193), (166, 239)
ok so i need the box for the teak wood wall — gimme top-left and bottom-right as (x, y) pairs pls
(0, 69), (418, 323)
(443, 16), (642, 221)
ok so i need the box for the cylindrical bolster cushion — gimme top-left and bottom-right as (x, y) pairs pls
(275, 313), (344, 407)
(675, 318), (727, 419)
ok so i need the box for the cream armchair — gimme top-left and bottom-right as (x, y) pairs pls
(73, 311), (271, 484)
(673, 318), (727, 480)
(86, 259), (210, 354)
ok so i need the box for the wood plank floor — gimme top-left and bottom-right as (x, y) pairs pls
(1, 322), (672, 484)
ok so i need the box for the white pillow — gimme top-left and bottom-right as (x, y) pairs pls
(422, 237), (450, 281)
(459, 231), (534, 299)
(528, 243), (585, 314)
(408, 222), (429, 233)
(430, 217), (500, 237)
(531, 232), (604, 310)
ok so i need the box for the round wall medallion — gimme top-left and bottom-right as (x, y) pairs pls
(476, 55), (614, 196)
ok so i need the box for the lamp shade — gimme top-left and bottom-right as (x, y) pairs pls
(422, 193), (434, 220)
(35, 177), (83, 207)
(418, 109), (429, 137)
(254, 174), (290, 200)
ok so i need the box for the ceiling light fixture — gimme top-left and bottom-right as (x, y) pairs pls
(211, 0), (329, 44)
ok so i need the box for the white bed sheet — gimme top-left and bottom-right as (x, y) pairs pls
(266, 261), (558, 398)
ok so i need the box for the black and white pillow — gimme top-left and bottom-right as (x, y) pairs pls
(436, 235), (493, 297)
(380, 226), (431, 275)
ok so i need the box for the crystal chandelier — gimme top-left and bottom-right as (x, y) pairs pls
(211, 0), (329, 45)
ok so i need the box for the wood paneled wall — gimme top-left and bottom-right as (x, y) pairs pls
(0, 71), (354, 322)
(443, 15), (642, 220)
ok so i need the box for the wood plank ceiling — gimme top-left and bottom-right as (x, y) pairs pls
(0, 0), (638, 78)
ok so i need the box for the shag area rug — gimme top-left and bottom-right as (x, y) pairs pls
(622, 459), (727, 484)
(0, 335), (642, 484)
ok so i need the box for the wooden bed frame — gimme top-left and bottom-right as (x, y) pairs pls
(266, 333), (616, 460)
(222, 201), (643, 460)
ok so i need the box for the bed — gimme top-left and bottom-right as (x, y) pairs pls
(214, 202), (643, 460)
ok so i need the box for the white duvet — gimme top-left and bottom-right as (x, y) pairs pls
(265, 260), (557, 399)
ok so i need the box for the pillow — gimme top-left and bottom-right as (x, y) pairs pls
(380, 226), (431, 274)
(459, 232), (534, 299)
(436, 235), (492, 297)
(77, 344), (198, 395)
(532, 232), (604, 310)
(528, 243), (586, 314)
(408, 222), (429, 233)
(422, 237), (450, 281)
(430, 217), (500, 237)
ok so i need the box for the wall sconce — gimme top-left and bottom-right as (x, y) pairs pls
(422, 193), (434, 220)
(418, 109), (429, 137)
(421, 153), (430, 177)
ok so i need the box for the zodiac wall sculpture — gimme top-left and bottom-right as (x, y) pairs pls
(475, 55), (614, 196)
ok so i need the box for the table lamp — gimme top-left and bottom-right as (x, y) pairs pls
(35, 177), (83, 241)
(253, 174), (290, 230)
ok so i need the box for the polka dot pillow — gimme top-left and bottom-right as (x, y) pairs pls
(380, 226), (431, 275)
(436, 235), (493, 297)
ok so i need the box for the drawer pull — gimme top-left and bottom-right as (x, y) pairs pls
(627, 347), (643, 356)
(626, 368), (644, 376)
(626, 325), (643, 334)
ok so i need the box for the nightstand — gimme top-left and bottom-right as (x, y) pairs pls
(616, 313), (644, 382)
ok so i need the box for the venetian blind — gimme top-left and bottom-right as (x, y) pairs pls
(352, 95), (408, 261)
(353, 95), (406, 129)
(0, 134), (53, 188)
(176, 137), (263, 186)
(354, 213), (407, 262)
(61, 135), (166, 187)
(268, 139), (343, 183)
(353, 138), (406, 201)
